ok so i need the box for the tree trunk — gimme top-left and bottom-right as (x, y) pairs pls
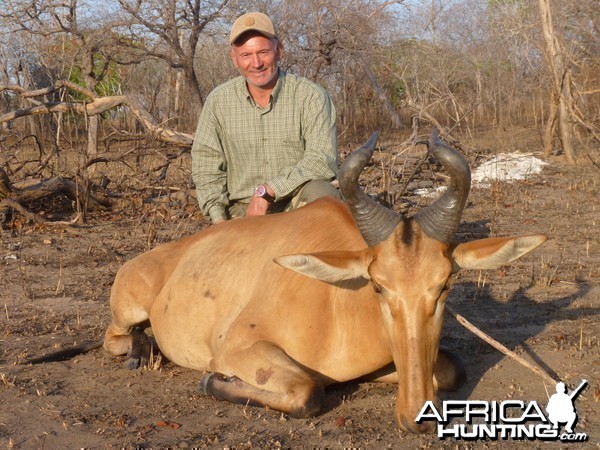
(172, 70), (183, 129)
(86, 115), (99, 170)
(184, 67), (204, 129)
(543, 94), (558, 157)
(538, 0), (576, 163)
(362, 62), (403, 130)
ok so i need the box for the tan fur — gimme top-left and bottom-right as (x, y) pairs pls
(104, 197), (546, 433)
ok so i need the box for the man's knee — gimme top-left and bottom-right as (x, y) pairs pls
(228, 202), (248, 219)
(293, 180), (341, 208)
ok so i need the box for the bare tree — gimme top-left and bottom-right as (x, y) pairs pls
(270, 0), (405, 132)
(2, 1), (125, 158)
(114, 0), (233, 130)
(0, 0), (120, 219)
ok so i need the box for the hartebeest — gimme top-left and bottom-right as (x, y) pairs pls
(103, 130), (546, 433)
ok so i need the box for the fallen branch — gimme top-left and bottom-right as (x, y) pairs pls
(126, 96), (193, 147)
(0, 197), (42, 224)
(44, 212), (82, 226)
(0, 197), (82, 226)
(0, 82), (194, 148)
(586, 152), (600, 170)
(0, 167), (111, 225)
(445, 305), (559, 388)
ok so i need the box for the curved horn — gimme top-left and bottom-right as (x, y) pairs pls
(339, 132), (403, 247)
(414, 129), (471, 243)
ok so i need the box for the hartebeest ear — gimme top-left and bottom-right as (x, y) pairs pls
(452, 235), (547, 270)
(274, 250), (372, 283)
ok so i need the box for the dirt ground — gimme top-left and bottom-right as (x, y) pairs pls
(1, 127), (598, 449)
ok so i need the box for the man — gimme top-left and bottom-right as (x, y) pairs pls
(191, 12), (340, 224)
(546, 381), (579, 433)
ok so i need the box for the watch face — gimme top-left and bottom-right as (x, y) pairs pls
(255, 185), (266, 197)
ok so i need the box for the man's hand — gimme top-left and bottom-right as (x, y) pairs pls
(246, 183), (275, 217)
(246, 196), (270, 216)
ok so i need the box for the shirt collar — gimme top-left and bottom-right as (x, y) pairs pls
(270, 69), (286, 105)
(237, 68), (287, 109)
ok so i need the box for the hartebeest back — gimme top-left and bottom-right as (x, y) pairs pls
(102, 130), (546, 433)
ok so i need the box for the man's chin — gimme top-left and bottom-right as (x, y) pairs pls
(246, 73), (278, 89)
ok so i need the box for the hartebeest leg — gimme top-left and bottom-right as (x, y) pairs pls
(103, 287), (155, 369)
(103, 323), (136, 356)
(433, 347), (466, 391)
(126, 327), (153, 369)
(104, 325), (154, 369)
(199, 341), (325, 418)
(363, 347), (466, 392)
(103, 254), (162, 368)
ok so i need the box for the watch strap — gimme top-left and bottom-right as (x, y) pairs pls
(255, 184), (275, 202)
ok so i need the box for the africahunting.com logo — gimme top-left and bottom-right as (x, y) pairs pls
(416, 379), (588, 442)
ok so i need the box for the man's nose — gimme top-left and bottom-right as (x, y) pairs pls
(251, 54), (263, 67)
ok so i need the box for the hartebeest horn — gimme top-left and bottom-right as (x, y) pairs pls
(414, 129), (471, 243)
(339, 132), (403, 247)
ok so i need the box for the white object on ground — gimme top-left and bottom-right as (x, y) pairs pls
(414, 152), (548, 197)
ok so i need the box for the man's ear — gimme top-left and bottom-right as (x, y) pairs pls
(229, 46), (239, 69)
(452, 235), (547, 270)
(274, 249), (372, 283)
(275, 39), (284, 60)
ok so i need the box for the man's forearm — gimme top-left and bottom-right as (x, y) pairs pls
(266, 149), (338, 199)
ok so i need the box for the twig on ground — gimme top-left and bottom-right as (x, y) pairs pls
(445, 305), (559, 388)
(586, 152), (600, 170)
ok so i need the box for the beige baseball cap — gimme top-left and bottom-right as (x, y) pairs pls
(229, 12), (276, 44)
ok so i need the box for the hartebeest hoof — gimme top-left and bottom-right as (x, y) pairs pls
(434, 347), (467, 391)
(198, 372), (217, 394)
(198, 373), (238, 395)
(198, 373), (213, 394)
(198, 371), (324, 419)
(399, 416), (436, 434)
(126, 327), (153, 370)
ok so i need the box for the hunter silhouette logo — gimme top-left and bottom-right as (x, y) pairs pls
(416, 378), (589, 442)
(546, 379), (587, 434)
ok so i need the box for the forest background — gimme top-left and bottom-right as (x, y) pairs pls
(0, 0), (598, 222)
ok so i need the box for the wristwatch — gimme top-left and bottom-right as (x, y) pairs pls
(254, 184), (275, 202)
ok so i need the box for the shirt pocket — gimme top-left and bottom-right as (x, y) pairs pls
(223, 131), (256, 167)
(268, 135), (304, 168)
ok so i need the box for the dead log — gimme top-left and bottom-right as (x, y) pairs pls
(16, 176), (111, 208)
(0, 167), (111, 224)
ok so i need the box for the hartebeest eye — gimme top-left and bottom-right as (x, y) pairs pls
(372, 281), (383, 294)
(438, 279), (453, 299)
(444, 278), (455, 290)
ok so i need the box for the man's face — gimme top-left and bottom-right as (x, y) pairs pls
(230, 32), (283, 90)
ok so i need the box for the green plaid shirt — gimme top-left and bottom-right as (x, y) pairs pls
(191, 70), (338, 222)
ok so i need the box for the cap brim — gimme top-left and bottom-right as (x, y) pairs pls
(230, 29), (275, 45)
